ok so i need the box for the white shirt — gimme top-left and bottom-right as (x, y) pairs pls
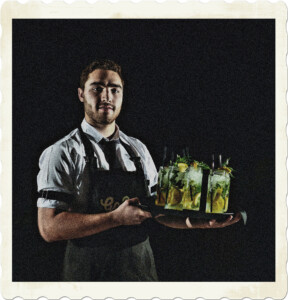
(37, 119), (158, 210)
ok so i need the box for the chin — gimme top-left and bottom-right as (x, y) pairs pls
(86, 109), (120, 126)
(100, 120), (114, 125)
(98, 116), (117, 125)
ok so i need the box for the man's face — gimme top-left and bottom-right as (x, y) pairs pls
(78, 69), (123, 126)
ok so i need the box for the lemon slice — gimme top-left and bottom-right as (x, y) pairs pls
(192, 161), (198, 169)
(219, 166), (232, 173)
(178, 163), (188, 172)
(224, 196), (229, 212)
(192, 192), (201, 207)
(212, 188), (223, 202)
(182, 190), (191, 209)
(212, 195), (225, 213)
(167, 187), (183, 205)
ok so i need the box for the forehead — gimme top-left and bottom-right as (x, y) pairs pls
(86, 69), (122, 86)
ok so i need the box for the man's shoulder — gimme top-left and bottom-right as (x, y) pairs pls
(119, 131), (147, 150)
(53, 128), (81, 146)
(119, 130), (152, 162)
(119, 130), (157, 181)
(40, 128), (82, 158)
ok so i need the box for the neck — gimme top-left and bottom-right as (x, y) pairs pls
(84, 116), (116, 138)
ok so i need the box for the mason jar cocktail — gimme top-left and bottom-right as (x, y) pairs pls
(165, 163), (203, 211)
(181, 165), (203, 211)
(155, 166), (170, 206)
(165, 165), (183, 210)
(206, 169), (230, 213)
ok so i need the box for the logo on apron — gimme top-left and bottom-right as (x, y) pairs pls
(100, 195), (130, 211)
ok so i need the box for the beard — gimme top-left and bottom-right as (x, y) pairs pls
(84, 102), (121, 126)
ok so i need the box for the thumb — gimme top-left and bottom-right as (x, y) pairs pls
(127, 197), (140, 204)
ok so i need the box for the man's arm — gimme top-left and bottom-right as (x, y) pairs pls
(38, 197), (151, 242)
(155, 212), (242, 229)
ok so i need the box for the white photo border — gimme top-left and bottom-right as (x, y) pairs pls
(1, 1), (287, 299)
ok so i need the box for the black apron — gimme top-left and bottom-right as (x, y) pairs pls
(62, 127), (158, 281)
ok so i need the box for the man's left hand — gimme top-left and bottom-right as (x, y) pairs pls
(186, 212), (242, 229)
(155, 212), (242, 229)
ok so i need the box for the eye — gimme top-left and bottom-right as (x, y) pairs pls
(111, 88), (120, 94)
(93, 87), (103, 93)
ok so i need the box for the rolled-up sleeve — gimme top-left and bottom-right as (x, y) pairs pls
(37, 141), (75, 209)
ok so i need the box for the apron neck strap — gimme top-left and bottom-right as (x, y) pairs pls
(78, 126), (143, 173)
(119, 140), (144, 173)
(78, 125), (149, 196)
(78, 126), (96, 163)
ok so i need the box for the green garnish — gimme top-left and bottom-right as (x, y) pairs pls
(174, 154), (192, 166)
(218, 158), (235, 177)
(193, 160), (210, 170)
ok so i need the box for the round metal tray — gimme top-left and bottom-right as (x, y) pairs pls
(133, 200), (235, 221)
(149, 204), (234, 221)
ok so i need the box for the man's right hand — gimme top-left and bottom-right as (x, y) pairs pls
(38, 197), (151, 243)
(111, 197), (152, 226)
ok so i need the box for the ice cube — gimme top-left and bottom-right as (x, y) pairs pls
(211, 173), (229, 187)
(186, 167), (203, 185)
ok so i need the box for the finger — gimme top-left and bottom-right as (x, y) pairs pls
(224, 213), (241, 223)
(229, 212), (242, 224)
(154, 214), (165, 218)
(209, 219), (216, 226)
(216, 215), (233, 226)
(235, 212), (242, 220)
(219, 215), (234, 227)
(225, 215), (233, 223)
(216, 213), (241, 227)
(140, 211), (152, 219)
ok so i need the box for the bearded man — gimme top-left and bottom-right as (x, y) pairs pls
(37, 59), (240, 281)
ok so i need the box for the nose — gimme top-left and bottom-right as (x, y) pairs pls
(101, 87), (112, 103)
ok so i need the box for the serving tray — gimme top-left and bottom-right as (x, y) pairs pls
(150, 204), (234, 220)
(133, 198), (236, 221)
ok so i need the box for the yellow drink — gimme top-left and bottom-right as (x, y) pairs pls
(206, 170), (230, 213)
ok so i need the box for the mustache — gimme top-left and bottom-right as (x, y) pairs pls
(97, 103), (115, 110)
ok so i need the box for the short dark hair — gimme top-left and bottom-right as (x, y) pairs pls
(80, 59), (124, 90)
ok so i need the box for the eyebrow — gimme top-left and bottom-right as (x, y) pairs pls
(90, 81), (122, 89)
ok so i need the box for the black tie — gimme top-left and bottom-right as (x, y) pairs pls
(99, 139), (119, 169)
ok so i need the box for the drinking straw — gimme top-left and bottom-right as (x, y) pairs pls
(219, 154), (222, 167)
(189, 185), (193, 204)
(162, 146), (167, 167)
(219, 154), (227, 176)
(171, 150), (174, 162)
(185, 146), (192, 202)
(159, 146), (168, 189)
(210, 154), (215, 213)
(164, 150), (175, 206)
(182, 148), (186, 157)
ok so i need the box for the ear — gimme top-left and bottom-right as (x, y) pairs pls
(78, 88), (85, 103)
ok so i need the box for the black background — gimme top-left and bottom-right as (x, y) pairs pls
(13, 19), (275, 281)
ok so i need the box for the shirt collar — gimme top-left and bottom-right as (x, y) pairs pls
(81, 119), (120, 143)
